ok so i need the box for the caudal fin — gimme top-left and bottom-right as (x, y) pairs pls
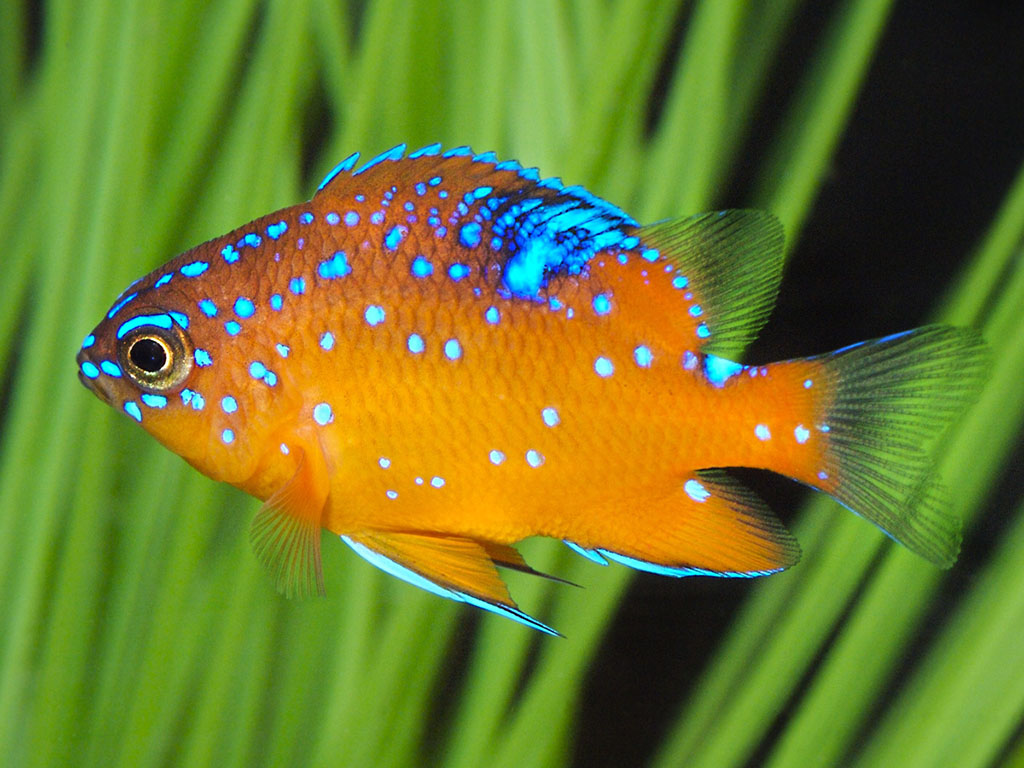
(812, 326), (988, 566)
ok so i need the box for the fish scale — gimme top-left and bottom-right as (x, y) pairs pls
(77, 143), (988, 635)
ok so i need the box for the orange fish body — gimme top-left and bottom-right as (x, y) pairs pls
(78, 144), (987, 633)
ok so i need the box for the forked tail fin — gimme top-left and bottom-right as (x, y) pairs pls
(810, 326), (988, 566)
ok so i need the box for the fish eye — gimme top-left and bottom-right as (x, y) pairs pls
(117, 325), (193, 392)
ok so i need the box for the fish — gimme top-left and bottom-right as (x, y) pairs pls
(77, 143), (988, 635)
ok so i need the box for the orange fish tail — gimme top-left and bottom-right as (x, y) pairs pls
(785, 325), (988, 566)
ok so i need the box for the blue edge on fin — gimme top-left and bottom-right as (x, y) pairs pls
(341, 536), (561, 636)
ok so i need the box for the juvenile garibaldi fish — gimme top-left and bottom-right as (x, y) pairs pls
(77, 144), (988, 634)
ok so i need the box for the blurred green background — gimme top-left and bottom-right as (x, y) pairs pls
(1, 1), (1023, 766)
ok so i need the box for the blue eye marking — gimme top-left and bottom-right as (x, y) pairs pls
(100, 361), (122, 378)
(407, 333), (424, 354)
(313, 402), (334, 426)
(222, 244), (240, 263)
(379, 457), (391, 469)
(489, 450), (506, 465)
(326, 212), (340, 226)
(141, 393), (167, 409)
(633, 345), (653, 368)
(594, 356), (614, 377)
(222, 429), (235, 444)
(459, 222), (482, 248)
(593, 294), (611, 315)
(697, 323), (711, 339)
(107, 292), (139, 319)
(444, 339), (462, 360)
(384, 225), (407, 250)
(318, 252), (351, 279)
(755, 424), (771, 441)
(81, 334), (95, 349)
(225, 321), (241, 336)
(194, 349), (212, 367)
(526, 449), (545, 468)
(411, 255), (434, 277)
(542, 407), (560, 427)
(430, 476), (445, 488)
(345, 211), (359, 226)
(154, 273), (173, 288)
(364, 305), (385, 326)
(124, 401), (143, 422)
(684, 479), (710, 502)
(221, 396), (238, 414)
(795, 425), (810, 444)
(448, 263), (469, 281)
(289, 277), (306, 295)
(485, 306), (500, 324)
(704, 354), (743, 386)
(266, 221), (287, 239)
(320, 331), (335, 350)
(117, 313), (173, 339)
(80, 361), (100, 379)
(300, 212), (314, 225)
(234, 297), (255, 318)
(180, 261), (209, 277)
(199, 299), (217, 317)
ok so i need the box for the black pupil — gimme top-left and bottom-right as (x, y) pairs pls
(130, 338), (168, 373)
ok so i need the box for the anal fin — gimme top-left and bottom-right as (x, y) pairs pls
(567, 469), (801, 578)
(341, 531), (559, 635)
(250, 446), (329, 599)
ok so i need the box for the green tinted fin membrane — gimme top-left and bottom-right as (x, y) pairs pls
(639, 210), (785, 359)
(341, 532), (559, 636)
(249, 448), (327, 599)
(811, 325), (989, 566)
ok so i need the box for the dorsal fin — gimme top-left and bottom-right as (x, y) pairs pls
(639, 210), (785, 359)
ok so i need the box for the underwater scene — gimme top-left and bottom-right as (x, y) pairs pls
(1, 1), (1022, 766)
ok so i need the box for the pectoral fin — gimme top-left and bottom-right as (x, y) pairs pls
(341, 531), (559, 636)
(250, 446), (330, 599)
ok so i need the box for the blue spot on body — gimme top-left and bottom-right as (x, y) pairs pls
(221, 429), (234, 444)
(225, 321), (241, 336)
(81, 334), (95, 349)
(234, 297), (255, 318)
(124, 401), (142, 422)
(385, 225), (407, 250)
(364, 305), (385, 326)
(222, 244), (240, 263)
(411, 255), (434, 277)
(370, 211), (385, 225)
(241, 233), (261, 248)
(541, 407), (560, 427)
(199, 299), (217, 317)
(313, 403), (333, 426)
(697, 323), (711, 339)
(343, 211), (358, 226)
(386, 490), (398, 500)
(276, 343), (289, 357)
(804, 379), (813, 388)
(672, 275), (688, 289)
(379, 457), (391, 469)
(81, 361), (100, 379)
(155, 273), (173, 288)
(318, 252), (351, 279)
(594, 356), (614, 377)
(704, 354), (743, 386)
(300, 212), (314, 225)
(689, 305), (703, 317)
(633, 345), (653, 368)
(407, 333), (424, 354)
(289, 277), (306, 295)
(755, 424), (771, 441)
(684, 479), (710, 502)
(270, 294), (283, 310)
(444, 339), (462, 360)
(489, 450), (506, 465)
(141, 393), (167, 409)
(485, 306), (499, 324)
(100, 361), (122, 378)
(249, 361), (267, 379)
(221, 396), (238, 414)
(794, 425), (810, 444)
(593, 294), (611, 315)
(459, 222), (482, 248)
(267, 221), (288, 239)
(430, 476), (445, 488)
(320, 331), (334, 350)
(641, 249), (659, 262)
(525, 449), (545, 468)
(326, 212), (340, 226)
(194, 349), (212, 367)
(448, 263), (469, 280)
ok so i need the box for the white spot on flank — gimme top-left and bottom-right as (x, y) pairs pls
(684, 479), (710, 502)
(755, 424), (771, 441)
(794, 425), (810, 444)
